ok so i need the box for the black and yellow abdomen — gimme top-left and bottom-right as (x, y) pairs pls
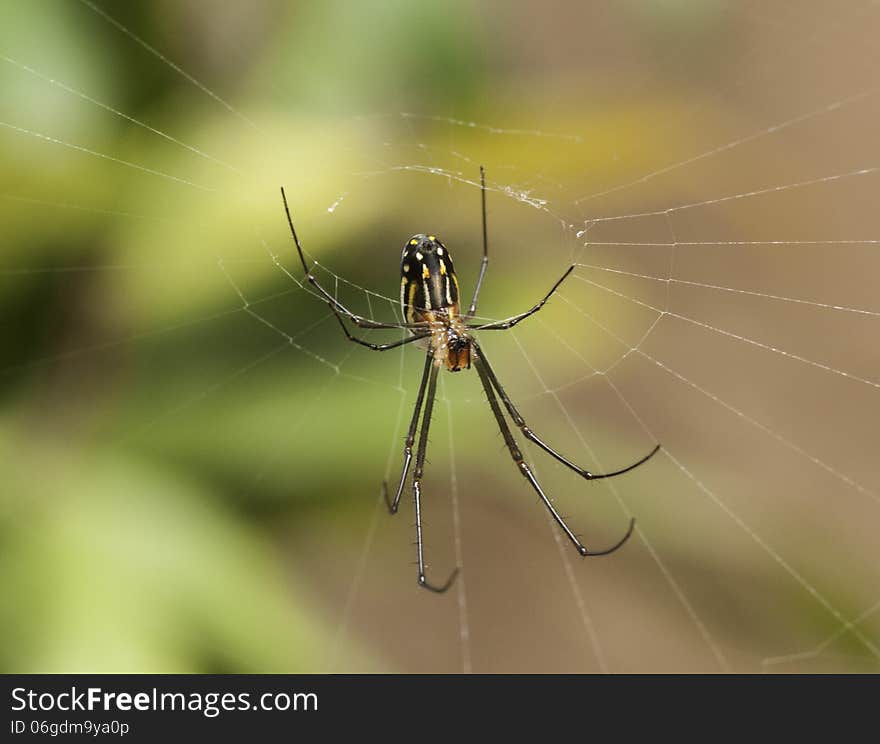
(400, 234), (461, 324)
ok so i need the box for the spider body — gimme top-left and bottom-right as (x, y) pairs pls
(400, 234), (471, 372)
(280, 166), (660, 593)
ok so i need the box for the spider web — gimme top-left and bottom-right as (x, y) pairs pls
(1, 0), (879, 673)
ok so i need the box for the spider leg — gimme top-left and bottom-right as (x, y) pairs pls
(280, 187), (427, 331)
(473, 351), (634, 557)
(332, 310), (429, 351)
(473, 341), (660, 479)
(382, 351), (434, 514)
(412, 360), (460, 592)
(468, 265), (575, 331)
(465, 165), (490, 319)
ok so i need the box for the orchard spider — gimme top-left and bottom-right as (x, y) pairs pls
(280, 167), (659, 592)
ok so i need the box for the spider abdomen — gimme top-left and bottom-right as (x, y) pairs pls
(400, 234), (461, 324)
(400, 234), (471, 372)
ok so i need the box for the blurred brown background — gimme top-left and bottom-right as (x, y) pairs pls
(1, 0), (878, 673)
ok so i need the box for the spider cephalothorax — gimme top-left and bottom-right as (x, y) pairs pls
(441, 329), (471, 372)
(280, 166), (659, 593)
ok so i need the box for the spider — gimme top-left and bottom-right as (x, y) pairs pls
(280, 167), (659, 593)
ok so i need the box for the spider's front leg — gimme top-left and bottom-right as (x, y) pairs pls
(382, 351), (434, 513)
(472, 346), (636, 557)
(473, 340), (660, 480)
(381, 351), (460, 591)
(410, 361), (459, 592)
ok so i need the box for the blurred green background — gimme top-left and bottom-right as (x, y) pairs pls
(2, 0), (879, 673)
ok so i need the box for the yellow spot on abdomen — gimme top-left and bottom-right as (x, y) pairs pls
(406, 280), (418, 323)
